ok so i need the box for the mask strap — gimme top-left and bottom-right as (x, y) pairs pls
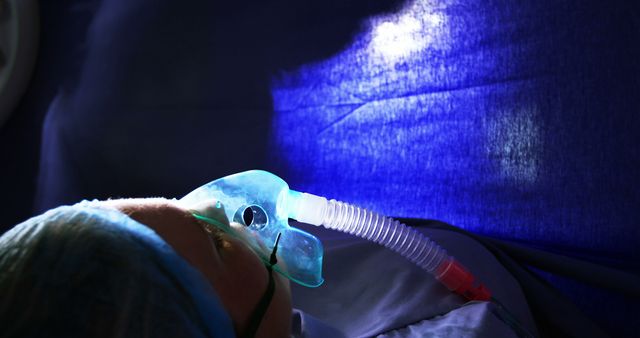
(242, 233), (282, 338)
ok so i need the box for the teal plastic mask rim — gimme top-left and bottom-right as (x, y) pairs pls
(192, 213), (323, 288)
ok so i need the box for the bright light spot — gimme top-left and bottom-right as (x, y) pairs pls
(368, 1), (445, 64)
(371, 17), (423, 60)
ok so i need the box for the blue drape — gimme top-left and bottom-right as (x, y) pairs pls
(270, 0), (640, 266)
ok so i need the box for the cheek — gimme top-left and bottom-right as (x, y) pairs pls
(273, 274), (292, 315)
(223, 240), (270, 286)
(214, 234), (293, 337)
(257, 273), (292, 338)
(214, 246), (271, 324)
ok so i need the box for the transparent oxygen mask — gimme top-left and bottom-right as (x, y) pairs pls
(181, 170), (491, 302)
(179, 170), (325, 287)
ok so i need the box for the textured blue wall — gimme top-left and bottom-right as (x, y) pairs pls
(270, 0), (640, 264)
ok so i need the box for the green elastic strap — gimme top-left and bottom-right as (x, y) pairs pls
(241, 233), (282, 338)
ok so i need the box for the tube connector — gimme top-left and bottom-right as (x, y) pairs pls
(436, 259), (491, 301)
(287, 191), (327, 226)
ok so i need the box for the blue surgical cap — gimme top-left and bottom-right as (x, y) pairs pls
(0, 202), (235, 338)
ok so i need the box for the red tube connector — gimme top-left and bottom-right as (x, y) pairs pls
(436, 259), (491, 301)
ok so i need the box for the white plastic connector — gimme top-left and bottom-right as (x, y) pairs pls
(288, 191), (328, 226)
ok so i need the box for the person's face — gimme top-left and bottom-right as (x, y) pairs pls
(104, 198), (292, 338)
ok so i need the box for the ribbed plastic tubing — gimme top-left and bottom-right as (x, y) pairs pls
(319, 199), (449, 274)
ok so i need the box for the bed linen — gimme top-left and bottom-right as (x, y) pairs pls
(289, 223), (537, 337)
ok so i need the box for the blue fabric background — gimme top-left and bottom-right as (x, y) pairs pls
(269, 0), (640, 266)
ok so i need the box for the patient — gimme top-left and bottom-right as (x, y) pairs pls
(1, 197), (543, 337)
(0, 198), (291, 338)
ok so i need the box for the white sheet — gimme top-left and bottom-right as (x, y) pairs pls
(290, 223), (537, 337)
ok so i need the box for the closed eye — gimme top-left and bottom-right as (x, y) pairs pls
(198, 221), (227, 253)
